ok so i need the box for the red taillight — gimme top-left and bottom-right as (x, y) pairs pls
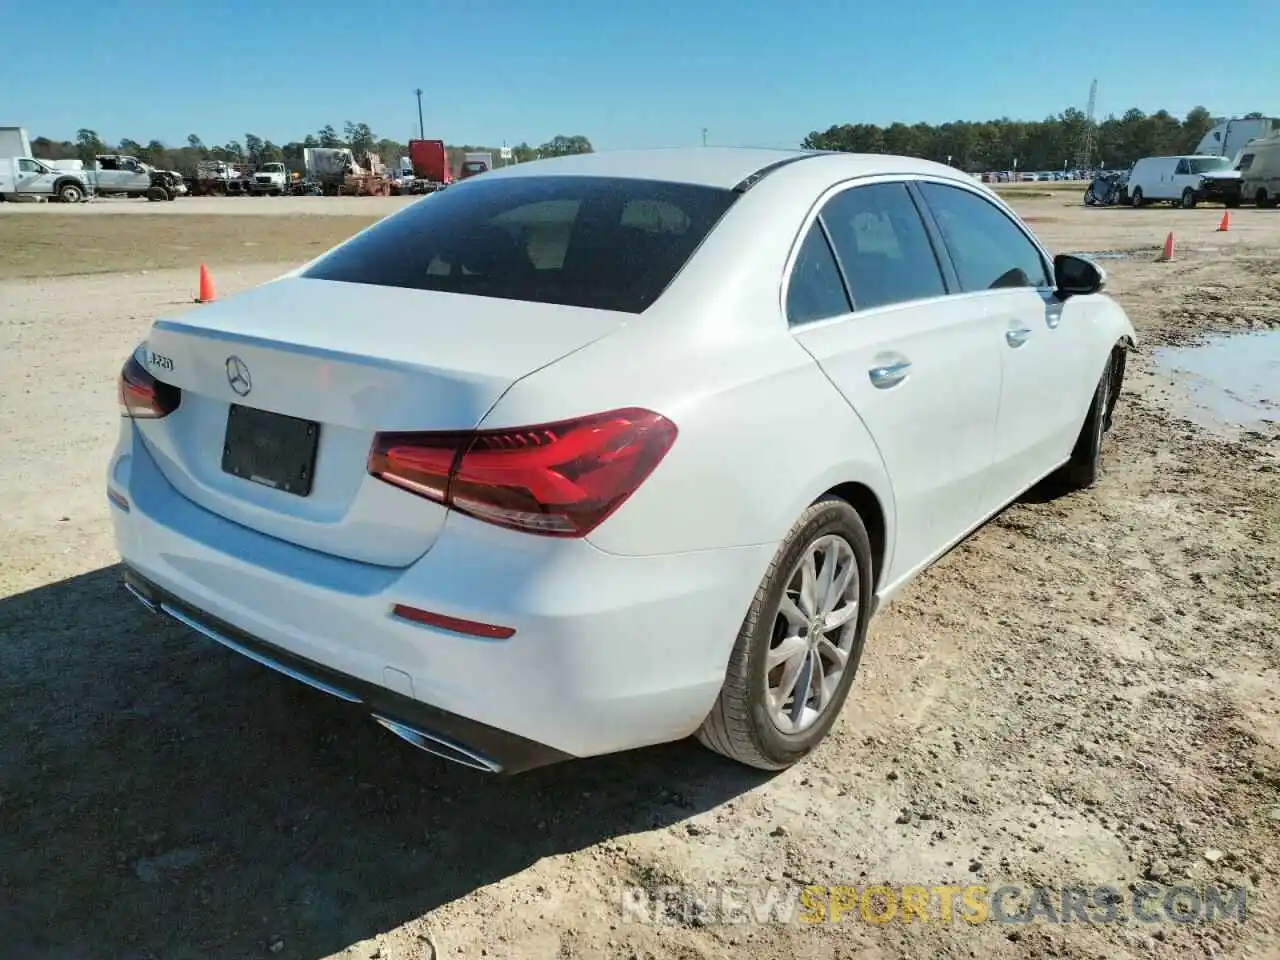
(118, 354), (180, 419)
(368, 408), (678, 537)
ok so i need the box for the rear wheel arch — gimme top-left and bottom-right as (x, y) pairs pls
(822, 481), (886, 592)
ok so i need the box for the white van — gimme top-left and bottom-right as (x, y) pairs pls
(1127, 154), (1237, 207)
(1236, 136), (1280, 208)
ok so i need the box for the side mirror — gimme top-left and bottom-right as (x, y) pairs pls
(1054, 253), (1106, 298)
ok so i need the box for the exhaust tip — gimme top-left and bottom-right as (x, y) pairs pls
(372, 714), (503, 773)
(123, 579), (158, 612)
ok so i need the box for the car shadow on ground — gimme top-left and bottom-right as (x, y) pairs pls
(0, 564), (769, 959)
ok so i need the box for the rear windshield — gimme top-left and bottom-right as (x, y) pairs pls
(302, 175), (739, 313)
(1189, 157), (1233, 173)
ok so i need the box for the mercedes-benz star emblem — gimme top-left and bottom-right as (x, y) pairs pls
(226, 356), (252, 397)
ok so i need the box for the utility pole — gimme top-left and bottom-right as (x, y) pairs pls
(1073, 78), (1097, 171)
(415, 88), (424, 140)
(702, 128), (708, 147)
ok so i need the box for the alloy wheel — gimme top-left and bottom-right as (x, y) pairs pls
(764, 534), (861, 734)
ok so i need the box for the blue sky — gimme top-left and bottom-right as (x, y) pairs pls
(7, 0), (1277, 149)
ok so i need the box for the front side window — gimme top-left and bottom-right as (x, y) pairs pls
(818, 182), (947, 310)
(1175, 159), (1191, 175)
(916, 181), (1052, 292)
(1237, 154), (1254, 171)
(302, 175), (738, 313)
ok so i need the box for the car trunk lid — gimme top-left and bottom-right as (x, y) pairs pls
(135, 277), (624, 567)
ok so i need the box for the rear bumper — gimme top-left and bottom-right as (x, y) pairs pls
(108, 422), (772, 770)
(121, 566), (568, 773)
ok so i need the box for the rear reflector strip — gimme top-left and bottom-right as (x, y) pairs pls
(391, 603), (516, 640)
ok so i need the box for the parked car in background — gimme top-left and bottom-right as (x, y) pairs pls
(1084, 170), (1129, 206)
(110, 148), (1135, 775)
(1126, 154), (1237, 207)
(1238, 135), (1280, 208)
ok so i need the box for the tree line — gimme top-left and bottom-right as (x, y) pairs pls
(803, 107), (1269, 172)
(30, 105), (1268, 178)
(29, 123), (594, 176)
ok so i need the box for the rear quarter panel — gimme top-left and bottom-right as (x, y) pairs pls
(475, 169), (897, 561)
(485, 322), (894, 559)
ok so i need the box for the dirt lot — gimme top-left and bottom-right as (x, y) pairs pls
(1, 194), (1277, 960)
(0, 204), (384, 281)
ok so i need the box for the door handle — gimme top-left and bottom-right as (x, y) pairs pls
(1005, 327), (1032, 347)
(868, 360), (911, 388)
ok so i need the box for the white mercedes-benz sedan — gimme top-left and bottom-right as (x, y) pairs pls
(109, 147), (1136, 774)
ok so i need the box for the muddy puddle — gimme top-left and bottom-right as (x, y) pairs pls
(1152, 330), (1280, 433)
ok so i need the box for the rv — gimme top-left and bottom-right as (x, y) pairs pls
(1195, 117), (1280, 160)
(1236, 135), (1280, 208)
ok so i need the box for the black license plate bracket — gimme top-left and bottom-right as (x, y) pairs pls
(221, 404), (320, 497)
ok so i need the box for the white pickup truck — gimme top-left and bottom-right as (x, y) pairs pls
(246, 162), (289, 195)
(0, 155), (94, 202)
(93, 155), (184, 200)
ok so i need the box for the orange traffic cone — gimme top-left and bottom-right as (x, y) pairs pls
(1157, 232), (1175, 262)
(195, 264), (216, 303)
(1217, 211), (1230, 232)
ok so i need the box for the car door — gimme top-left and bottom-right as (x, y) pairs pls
(914, 179), (1094, 510)
(1173, 158), (1197, 199)
(122, 158), (150, 192)
(14, 158), (54, 197)
(788, 179), (1002, 586)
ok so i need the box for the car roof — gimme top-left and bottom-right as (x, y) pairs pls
(483, 146), (971, 190)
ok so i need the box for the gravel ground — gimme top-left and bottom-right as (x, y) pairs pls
(0, 197), (1277, 960)
(0, 214), (380, 281)
(0, 194), (415, 218)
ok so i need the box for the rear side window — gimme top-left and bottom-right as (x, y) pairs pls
(786, 223), (851, 324)
(302, 175), (738, 313)
(916, 182), (1052, 291)
(819, 182), (946, 310)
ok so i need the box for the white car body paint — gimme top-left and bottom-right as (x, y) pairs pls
(108, 147), (1137, 771)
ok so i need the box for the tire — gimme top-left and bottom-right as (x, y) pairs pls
(1180, 188), (1197, 209)
(697, 496), (874, 770)
(1130, 187), (1144, 207)
(1059, 351), (1122, 491)
(1226, 198), (1241, 209)
(57, 182), (84, 203)
(146, 186), (168, 202)
(1258, 189), (1277, 209)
